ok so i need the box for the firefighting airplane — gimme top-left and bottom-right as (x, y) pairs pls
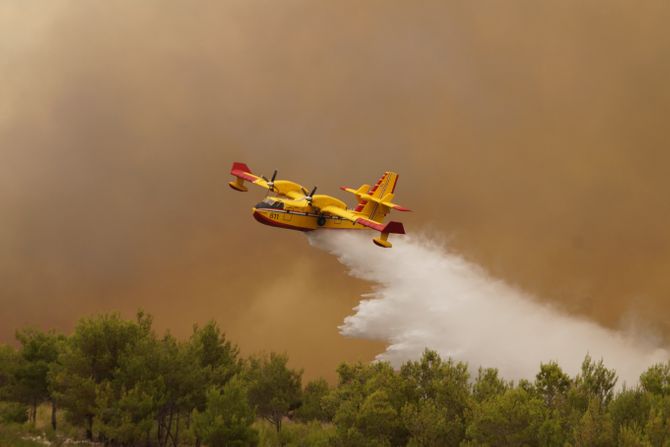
(229, 162), (410, 248)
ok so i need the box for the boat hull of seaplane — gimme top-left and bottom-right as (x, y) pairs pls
(252, 207), (367, 232)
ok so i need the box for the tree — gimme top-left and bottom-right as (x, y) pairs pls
(570, 398), (615, 446)
(295, 378), (332, 422)
(640, 362), (670, 397)
(531, 361), (574, 446)
(333, 388), (402, 447)
(192, 377), (258, 447)
(644, 395), (670, 446)
(328, 361), (408, 447)
(399, 350), (470, 406)
(472, 367), (510, 402)
(399, 350), (470, 445)
(14, 328), (63, 426)
(152, 334), (204, 447)
(189, 321), (241, 392)
(537, 408), (568, 447)
(93, 328), (162, 447)
(402, 399), (451, 447)
(247, 352), (302, 433)
(465, 387), (545, 446)
(187, 320), (242, 445)
(93, 321), (211, 447)
(0, 346), (28, 424)
(358, 389), (401, 443)
(0, 344), (18, 400)
(535, 361), (571, 408)
(49, 312), (152, 440)
(618, 424), (652, 447)
(572, 355), (617, 408)
(609, 387), (651, 439)
(94, 380), (156, 446)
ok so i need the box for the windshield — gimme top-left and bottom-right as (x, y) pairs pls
(255, 197), (284, 210)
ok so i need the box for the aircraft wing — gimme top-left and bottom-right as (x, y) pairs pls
(229, 162), (307, 199)
(319, 205), (356, 221)
(320, 206), (405, 235)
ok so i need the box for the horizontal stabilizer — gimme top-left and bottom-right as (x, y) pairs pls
(340, 185), (369, 195)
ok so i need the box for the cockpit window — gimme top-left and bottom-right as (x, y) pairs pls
(255, 198), (284, 210)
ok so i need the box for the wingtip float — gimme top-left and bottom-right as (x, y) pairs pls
(229, 162), (410, 248)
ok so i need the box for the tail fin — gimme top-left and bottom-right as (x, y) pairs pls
(355, 172), (399, 221)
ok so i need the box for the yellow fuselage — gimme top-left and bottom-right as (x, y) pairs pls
(252, 197), (366, 232)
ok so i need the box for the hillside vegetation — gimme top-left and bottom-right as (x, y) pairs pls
(1, 312), (669, 446)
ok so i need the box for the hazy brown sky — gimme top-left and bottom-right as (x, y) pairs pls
(1, 1), (669, 381)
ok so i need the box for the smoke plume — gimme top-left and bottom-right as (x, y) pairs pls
(2, 1), (670, 381)
(310, 231), (668, 385)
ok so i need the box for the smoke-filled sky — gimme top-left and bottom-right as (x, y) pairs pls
(1, 1), (669, 381)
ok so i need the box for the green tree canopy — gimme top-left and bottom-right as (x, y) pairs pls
(466, 387), (546, 446)
(573, 354), (618, 408)
(640, 362), (670, 397)
(328, 361), (407, 447)
(472, 367), (511, 403)
(247, 352), (302, 433)
(193, 376), (258, 447)
(49, 312), (152, 439)
(0, 344), (18, 400)
(399, 350), (471, 445)
(14, 328), (63, 425)
(535, 361), (572, 408)
(295, 377), (332, 423)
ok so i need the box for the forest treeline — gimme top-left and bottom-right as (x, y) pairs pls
(1, 312), (670, 446)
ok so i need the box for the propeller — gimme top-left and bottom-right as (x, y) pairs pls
(261, 170), (278, 194)
(305, 186), (317, 204)
(268, 170), (277, 191)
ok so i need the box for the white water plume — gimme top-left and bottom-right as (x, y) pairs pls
(308, 231), (668, 385)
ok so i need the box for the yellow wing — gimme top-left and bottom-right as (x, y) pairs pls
(319, 204), (357, 221)
(229, 162), (307, 200)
